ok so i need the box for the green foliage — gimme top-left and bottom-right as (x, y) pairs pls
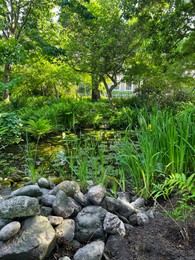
(109, 107), (133, 129)
(118, 106), (195, 198)
(26, 118), (52, 139)
(0, 112), (22, 147)
(153, 172), (195, 242)
(18, 98), (112, 133)
(153, 173), (195, 201)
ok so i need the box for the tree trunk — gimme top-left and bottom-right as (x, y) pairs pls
(101, 76), (115, 110)
(107, 88), (114, 110)
(91, 74), (100, 101)
(2, 63), (11, 101)
(54, 85), (59, 99)
(3, 63), (11, 83)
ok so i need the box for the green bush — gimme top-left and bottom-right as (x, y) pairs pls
(0, 112), (22, 146)
(26, 118), (52, 139)
(109, 107), (133, 129)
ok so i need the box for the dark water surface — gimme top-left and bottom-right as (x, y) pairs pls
(0, 130), (127, 190)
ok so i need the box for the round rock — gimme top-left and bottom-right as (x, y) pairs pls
(0, 221), (21, 241)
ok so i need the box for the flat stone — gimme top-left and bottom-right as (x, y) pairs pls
(11, 185), (42, 197)
(0, 196), (40, 219)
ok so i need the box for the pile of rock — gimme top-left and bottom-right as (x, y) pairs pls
(0, 178), (154, 260)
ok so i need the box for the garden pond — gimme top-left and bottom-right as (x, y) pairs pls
(0, 129), (130, 192)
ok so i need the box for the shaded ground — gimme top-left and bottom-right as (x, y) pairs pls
(104, 211), (195, 260)
(49, 198), (195, 260)
(1, 188), (194, 260)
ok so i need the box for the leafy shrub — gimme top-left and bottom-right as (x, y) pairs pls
(109, 107), (133, 129)
(153, 172), (195, 242)
(26, 118), (52, 139)
(0, 112), (22, 146)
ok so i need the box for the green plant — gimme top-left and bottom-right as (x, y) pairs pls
(24, 132), (41, 182)
(153, 172), (195, 243)
(118, 106), (194, 199)
(0, 112), (22, 148)
(26, 117), (52, 140)
(109, 107), (132, 129)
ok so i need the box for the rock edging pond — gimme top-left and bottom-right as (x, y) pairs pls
(0, 178), (154, 260)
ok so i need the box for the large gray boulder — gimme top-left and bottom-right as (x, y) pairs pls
(0, 196), (40, 219)
(0, 216), (56, 260)
(75, 206), (107, 243)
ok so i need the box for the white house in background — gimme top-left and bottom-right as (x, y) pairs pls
(108, 75), (138, 95)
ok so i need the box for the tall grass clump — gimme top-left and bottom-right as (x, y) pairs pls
(118, 105), (195, 198)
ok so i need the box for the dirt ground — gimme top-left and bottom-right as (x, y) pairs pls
(49, 197), (195, 260)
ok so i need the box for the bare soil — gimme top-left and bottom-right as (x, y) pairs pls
(49, 198), (195, 260)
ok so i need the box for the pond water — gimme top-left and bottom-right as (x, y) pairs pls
(0, 130), (129, 190)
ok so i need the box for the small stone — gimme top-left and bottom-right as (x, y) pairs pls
(52, 190), (74, 218)
(124, 223), (134, 232)
(137, 211), (149, 225)
(87, 185), (106, 205)
(37, 178), (50, 189)
(73, 240), (105, 260)
(47, 216), (63, 226)
(55, 219), (75, 243)
(41, 195), (56, 207)
(128, 214), (138, 226)
(101, 196), (120, 212)
(117, 198), (135, 218)
(130, 197), (145, 209)
(40, 206), (53, 217)
(0, 221), (21, 241)
(103, 212), (126, 237)
(74, 191), (88, 206)
(52, 181), (80, 197)
(75, 206), (107, 243)
(69, 197), (82, 217)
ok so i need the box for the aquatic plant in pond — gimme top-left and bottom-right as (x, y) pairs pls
(49, 132), (125, 191)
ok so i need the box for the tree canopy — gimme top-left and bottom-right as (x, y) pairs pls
(0, 0), (194, 103)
